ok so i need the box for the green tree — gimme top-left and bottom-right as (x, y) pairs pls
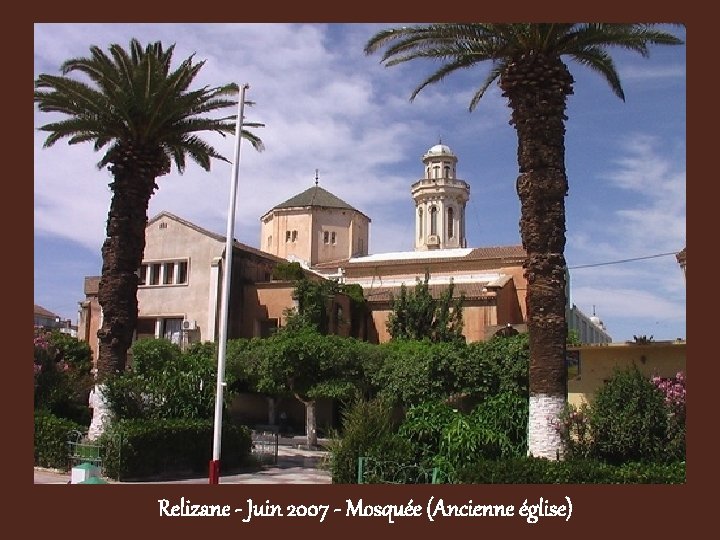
(386, 272), (464, 343)
(34, 39), (263, 380)
(365, 23), (683, 458)
(232, 327), (365, 447)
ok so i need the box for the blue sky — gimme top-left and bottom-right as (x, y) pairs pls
(33, 23), (686, 342)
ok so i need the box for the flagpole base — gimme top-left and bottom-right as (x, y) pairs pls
(209, 459), (220, 484)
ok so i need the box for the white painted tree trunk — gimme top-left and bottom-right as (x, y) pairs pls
(528, 394), (565, 460)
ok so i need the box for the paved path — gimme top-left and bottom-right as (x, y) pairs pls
(34, 446), (332, 484)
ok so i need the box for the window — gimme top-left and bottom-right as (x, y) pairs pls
(418, 208), (423, 239)
(163, 318), (183, 345)
(139, 260), (188, 287)
(291, 230), (298, 242)
(359, 238), (364, 254)
(286, 231), (291, 242)
(324, 231), (330, 244)
(444, 165), (450, 178)
(149, 263), (161, 285)
(163, 263), (175, 284)
(267, 235), (272, 249)
(259, 318), (278, 338)
(331, 232), (336, 244)
(430, 206), (438, 235)
(447, 207), (454, 238)
(176, 261), (188, 284)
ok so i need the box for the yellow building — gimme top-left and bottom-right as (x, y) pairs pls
(567, 341), (686, 407)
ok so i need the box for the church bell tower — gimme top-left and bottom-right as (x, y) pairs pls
(411, 142), (470, 250)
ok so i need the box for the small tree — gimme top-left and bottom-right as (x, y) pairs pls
(386, 272), (465, 343)
(234, 327), (365, 447)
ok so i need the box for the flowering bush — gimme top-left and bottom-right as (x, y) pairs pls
(34, 327), (93, 425)
(652, 371), (686, 460)
(556, 402), (593, 460)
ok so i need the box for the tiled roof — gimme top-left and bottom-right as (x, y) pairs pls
(274, 186), (359, 212)
(362, 282), (494, 303)
(34, 304), (58, 318)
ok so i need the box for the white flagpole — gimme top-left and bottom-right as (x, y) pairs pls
(209, 83), (250, 484)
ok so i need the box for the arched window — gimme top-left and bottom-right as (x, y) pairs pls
(418, 208), (423, 239)
(447, 207), (454, 238)
(430, 206), (438, 235)
(444, 165), (450, 178)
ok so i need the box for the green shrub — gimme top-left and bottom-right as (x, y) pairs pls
(452, 457), (685, 484)
(590, 366), (669, 464)
(34, 328), (93, 424)
(327, 396), (401, 483)
(104, 339), (227, 421)
(99, 418), (251, 480)
(34, 411), (84, 469)
(129, 338), (181, 375)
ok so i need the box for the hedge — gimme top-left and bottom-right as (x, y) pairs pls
(99, 418), (252, 480)
(34, 411), (85, 469)
(452, 457), (685, 484)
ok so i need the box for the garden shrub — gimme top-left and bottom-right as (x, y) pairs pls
(327, 396), (401, 483)
(652, 372), (686, 461)
(99, 418), (251, 480)
(34, 328), (93, 425)
(589, 366), (670, 464)
(452, 457), (685, 484)
(104, 339), (228, 421)
(34, 411), (84, 469)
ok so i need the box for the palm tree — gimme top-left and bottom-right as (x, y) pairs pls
(365, 23), (683, 459)
(35, 39), (263, 381)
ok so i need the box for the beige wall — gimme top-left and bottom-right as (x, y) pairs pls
(261, 207), (369, 266)
(568, 342), (686, 407)
(138, 216), (225, 343)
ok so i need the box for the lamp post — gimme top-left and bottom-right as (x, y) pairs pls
(209, 83), (262, 484)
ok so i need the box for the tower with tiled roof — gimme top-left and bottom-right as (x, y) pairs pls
(259, 175), (371, 267)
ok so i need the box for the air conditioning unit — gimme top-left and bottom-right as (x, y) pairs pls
(182, 319), (197, 331)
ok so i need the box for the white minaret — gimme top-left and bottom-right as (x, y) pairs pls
(411, 141), (470, 251)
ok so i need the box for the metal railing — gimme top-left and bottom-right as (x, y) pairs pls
(357, 456), (449, 484)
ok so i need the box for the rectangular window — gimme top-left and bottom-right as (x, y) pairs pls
(286, 231), (291, 242)
(291, 230), (298, 242)
(331, 232), (336, 244)
(163, 318), (183, 344)
(149, 263), (161, 285)
(163, 263), (175, 284)
(140, 260), (188, 286)
(135, 317), (156, 340)
(324, 231), (330, 244)
(176, 261), (188, 284)
(259, 318), (279, 338)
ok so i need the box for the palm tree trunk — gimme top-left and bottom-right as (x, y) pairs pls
(96, 150), (159, 381)
(501, 54), (574, 460)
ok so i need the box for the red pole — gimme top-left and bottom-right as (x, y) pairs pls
(209, 459), (220, 484)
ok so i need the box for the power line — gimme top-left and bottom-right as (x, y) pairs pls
(568, 251), (680, 270)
